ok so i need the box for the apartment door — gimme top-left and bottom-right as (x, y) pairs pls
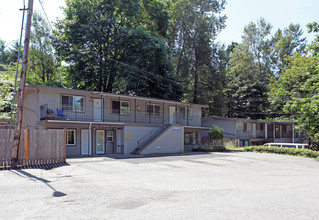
(169, 106), (176, 124)
(93, 99), (102, 121)
(252, 123), (257, 138)
(105, 131), (114, 154)
(96, 130), (105, 154)
(81, 129), (89, 155)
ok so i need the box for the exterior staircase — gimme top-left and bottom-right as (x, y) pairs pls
(133, 123), (172, 154)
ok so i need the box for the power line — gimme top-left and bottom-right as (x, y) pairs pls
(38, 0), (53, 31)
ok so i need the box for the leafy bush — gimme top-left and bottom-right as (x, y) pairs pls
(198, 144), (226, 152)
(243, 146), (319, 159)
(211, 145), (226, 152)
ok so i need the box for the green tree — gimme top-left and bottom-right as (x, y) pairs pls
(277, 22), (319, 147)
(28, 11), (63, 85)
(54, 0), (181, 100)
(209, 125), (224, 145)
(226, 43), (268, 119)
(226, 19), (307, 119)
(0, 40), (22, 65)
(271, 24), (306, 76)
(165, 0), (227, 105)
(0, 64), (17, 118)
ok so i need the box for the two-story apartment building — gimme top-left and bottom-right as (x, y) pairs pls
(21, 86), (209, 157)
(202, 116), (307, 146)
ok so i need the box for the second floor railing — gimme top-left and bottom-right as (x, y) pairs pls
(40, 104), (202, 126)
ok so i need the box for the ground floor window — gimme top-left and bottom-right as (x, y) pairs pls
(184, 132), (197, 145)
(107, 131), (114, 142)
(67, 129), (76, 145)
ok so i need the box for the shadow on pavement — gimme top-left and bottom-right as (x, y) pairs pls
(10, 169), (67, 197)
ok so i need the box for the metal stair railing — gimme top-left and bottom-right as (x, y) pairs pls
(135, 114), (181, 152)
(136, 124), (171, 150)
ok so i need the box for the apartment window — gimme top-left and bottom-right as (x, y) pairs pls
(179, 107), (192, 119)
(146, 104), (162, 117)
(66, 129), (76, 145)
(236, 122), (243, 130)
(106, 131), (113, 142)
(184, 132), (197, 145)
(243, 123), (251, 132)
(62, 95), (84, 112)
(112, 100), (130, 115)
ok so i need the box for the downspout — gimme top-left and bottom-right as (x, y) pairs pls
(89, 122), (92, 155)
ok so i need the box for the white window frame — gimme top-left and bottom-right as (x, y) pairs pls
(61, 95), (85, 112)
(244, 123), (251, 133)
(187, 108), (192, 120)
(146, 103), (162, 117)
(179, 107), (192, 120)
(66, 129), (76, 145)
(111, 100), (131, 115)
(106, 131), (114, 143)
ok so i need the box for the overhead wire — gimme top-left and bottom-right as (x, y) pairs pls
(7, 0), (27, 165)
(38, 0), (53, 31)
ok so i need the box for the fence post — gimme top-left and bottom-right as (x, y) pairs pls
(24, 129), (30, 165)
(64, 128), (66, 162)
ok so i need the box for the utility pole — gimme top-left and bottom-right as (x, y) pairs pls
(11, 0), (34, 168)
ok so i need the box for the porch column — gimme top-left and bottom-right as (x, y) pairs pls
(292, 123), (295, 143)
(134, 99), (136, 123)
(118, 97), (120, 122)
(187, 105), (189, 126)
(273, 123), (275, 140)
(175, 103), (177, 124)
(149, 100), (151, 124)
(162, 102), (165, 124)
(193, 130), (195, 146)
(265, 123), (268, 139)
(280, 125), (282, 140)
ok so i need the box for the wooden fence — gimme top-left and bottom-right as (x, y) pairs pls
(0, 128), (66, 169)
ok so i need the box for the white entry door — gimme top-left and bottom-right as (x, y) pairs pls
(96, 130), (105, 154)
(169, 106), (176, 124)
(93, 99), (102, 121)
(81, 129), (89, 155)
(252, 123), (257, 138)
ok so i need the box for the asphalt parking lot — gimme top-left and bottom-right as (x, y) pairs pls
(1, 152), (319, 219)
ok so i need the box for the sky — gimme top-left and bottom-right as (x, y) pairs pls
(0, 0), (318, 48)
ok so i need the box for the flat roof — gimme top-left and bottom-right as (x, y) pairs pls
(26, 85), (208, 108)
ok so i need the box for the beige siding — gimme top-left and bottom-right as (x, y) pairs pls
(123, 125), (156, 154)
(140, 125), (184, 154)
(22, 89), (38, 127)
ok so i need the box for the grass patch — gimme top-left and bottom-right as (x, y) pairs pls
(225, 145), (319, 159)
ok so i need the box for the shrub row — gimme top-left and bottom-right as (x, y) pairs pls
(242, 146), (319, 159)
(194, 145), (226, 152)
